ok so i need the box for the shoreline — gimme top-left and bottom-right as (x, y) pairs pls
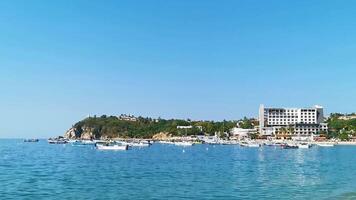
(6, 137), (356, 146)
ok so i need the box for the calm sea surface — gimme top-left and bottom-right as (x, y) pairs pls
(1, 139), (356, 200)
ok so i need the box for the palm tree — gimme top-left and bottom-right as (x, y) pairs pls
(287, 126), (295, 135)
(278, 127), (288, 139)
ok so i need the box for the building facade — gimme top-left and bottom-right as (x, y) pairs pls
(230, 127), (257, 139)
(259, 104), (328, 138)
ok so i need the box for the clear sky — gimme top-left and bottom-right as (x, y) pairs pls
(0, 0), (355, 138)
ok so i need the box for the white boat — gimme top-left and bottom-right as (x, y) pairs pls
(72, 140), (96, 146)
(297, 143), (311, 149)
(264, 141), (274, 146)
(96, 144), (128, 150)
(158, 141), (174, 144)
(129, 142), (150, 147)
(81, 140), (96, 145)
(240, 141), (260, 148)
(316, 142), (334, 147)
(247, 143), (261, 148)
(174, 141), (193, 146)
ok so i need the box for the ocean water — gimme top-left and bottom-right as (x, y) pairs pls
(1, 140), (356, 200)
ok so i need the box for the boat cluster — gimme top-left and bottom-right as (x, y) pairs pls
(47, 138), (153, 151)
(156, 139), (335, 149)
(236, 140), (335, 149)
(46, 135), (336, 150)
(157, 140), (199, 146)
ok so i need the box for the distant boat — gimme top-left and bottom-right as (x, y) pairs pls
(96, 143), (128, 150)
(265, 141), (283, 147)
(297, 142), (311, 149)
(129, 142), (150, 147)
(48, 137), (68, 144)
(81, 140), (96, 145)
(71, 140), (96, 146)
(247, 143), (261, 148)
(158, 141), (174, 144)
(316, 142), (334, 147)
(174, 141), (193, 146)
(24, 139), (39, 143)
(282, 143), (298, 149)
(240, 141), (261, 148)
(218, 140), (239, 145)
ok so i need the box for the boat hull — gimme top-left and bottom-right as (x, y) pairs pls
(130, 143), (150, 147)
(96, 145), (128, 150)
(316, 143), (334, 147)
(174, 142), (193, 146)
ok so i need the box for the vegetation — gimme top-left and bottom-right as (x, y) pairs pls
(72, 115), (241, 139)
(327, 113), (356, 140)
(238, 117), (256, 129)
(70, 113), (356, 140)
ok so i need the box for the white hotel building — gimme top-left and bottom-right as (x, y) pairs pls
(259, 104), (328, 138)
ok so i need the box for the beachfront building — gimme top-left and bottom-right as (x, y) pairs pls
(230, 127), (257, 139)
(259, 104), (328, 139)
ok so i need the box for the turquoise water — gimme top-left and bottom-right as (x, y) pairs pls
(1, 139), (356, 199)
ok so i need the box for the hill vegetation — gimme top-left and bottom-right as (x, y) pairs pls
(67, 113), (356, 140)
(327, 113), (356, 140)
(70, 115), (255, 139)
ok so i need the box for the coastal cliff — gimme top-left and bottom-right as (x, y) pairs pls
(64, 126), (97, 140)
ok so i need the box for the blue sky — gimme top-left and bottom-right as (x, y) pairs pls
(0, 0), (355, 138)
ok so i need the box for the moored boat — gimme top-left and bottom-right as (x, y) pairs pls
(297, 142), (311, 149)
(282, 143), (298, 149)
(174, 141), (193, 146)
(96, 144), (128, 150)
(158, 141), (174, 144)
(24, 139), (39, 142)
(129, 142), (150, 147)
(48, 137), (68, 144)
(81, 140), (96, 145)
(71, 140), (96, 146)
(240, 141), (261, 148)
(316, 142), (334, 147)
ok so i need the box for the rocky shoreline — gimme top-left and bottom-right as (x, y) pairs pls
(64, 126), (171, 140)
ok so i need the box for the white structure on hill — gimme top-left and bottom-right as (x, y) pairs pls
(338, 115), (356, 120)
(177, 125), (203, 132)
(118, 114), (137, 122)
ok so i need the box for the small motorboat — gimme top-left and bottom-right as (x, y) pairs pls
(81, 140), (96, 145)
(316, 142), (334, 147)
(96, 144), (128, 150)
(297, 142), (311, 149)
(240, 141), (260, 148)
(129, 142), (150, 147)
(158, 141), (174, 144)
(71, 140), (96, 146)
(24, 139), (39, 142)
(174, 141), (193, 146)
(247, 143), (261, 148)
(48, 137), (68, 144)
(282, 143), (298, 149)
